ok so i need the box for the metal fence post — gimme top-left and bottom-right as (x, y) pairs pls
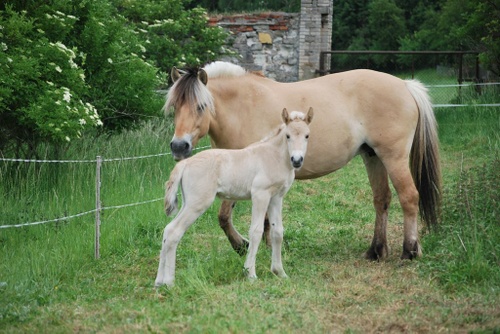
(95, 156), (102, 259)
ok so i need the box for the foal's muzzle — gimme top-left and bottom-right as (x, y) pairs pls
(170, 138), (192, 161)
(291, 156), (304, 169)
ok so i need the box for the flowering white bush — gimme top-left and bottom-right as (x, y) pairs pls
(0, 0), (228, 156)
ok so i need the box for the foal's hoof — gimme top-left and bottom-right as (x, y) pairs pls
(154, 281), (174, 289)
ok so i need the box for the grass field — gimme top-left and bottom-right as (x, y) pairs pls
(1, 92), (499, 332)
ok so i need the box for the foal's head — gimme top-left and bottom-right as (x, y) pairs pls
(282, 107), (314, 170)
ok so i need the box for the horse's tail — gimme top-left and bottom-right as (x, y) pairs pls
(164, 161), (187, 216)
(405, 79), (442, 230)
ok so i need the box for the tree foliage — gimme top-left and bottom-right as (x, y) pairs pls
(193, 0), (300, 12)
(0, 0), (227, 157)
(332, 0), (499, 74)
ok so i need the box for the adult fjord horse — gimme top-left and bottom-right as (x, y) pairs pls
(165, 61), (441, 260)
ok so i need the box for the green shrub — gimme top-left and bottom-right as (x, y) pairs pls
(0, 0), (228, 157)
(0, 7), (101, 154)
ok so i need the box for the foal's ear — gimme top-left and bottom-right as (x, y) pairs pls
(282, 108), (291, 124)
(198, 69), (208, 85)
(171, 66), (182, 83)
(305, 107), (314, 124)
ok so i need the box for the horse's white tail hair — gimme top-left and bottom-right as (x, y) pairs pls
(164, 161), (187, 216)
(405, 79), (442, 229)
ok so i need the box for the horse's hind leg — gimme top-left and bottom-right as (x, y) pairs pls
(362, 153), (392, 260)
(381, 156), (422, 260)
(218, 200), (249, 255)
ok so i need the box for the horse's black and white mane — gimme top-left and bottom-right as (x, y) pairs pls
(164, 61), (247, 115)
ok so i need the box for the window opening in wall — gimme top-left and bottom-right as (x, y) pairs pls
(321, 14), (328, 29)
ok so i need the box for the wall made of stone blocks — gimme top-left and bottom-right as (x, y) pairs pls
(209, 12), (300, 82)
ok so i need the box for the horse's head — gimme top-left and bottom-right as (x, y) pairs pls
(282, 107), (314, 170)
(165, 66), (214, 161)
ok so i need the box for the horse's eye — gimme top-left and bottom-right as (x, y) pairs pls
(196, 105), (204, 113)
(286, 134), (290, 139)
(305, 134), (309, 139)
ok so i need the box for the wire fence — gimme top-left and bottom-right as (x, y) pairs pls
(0, 145), (211, 258)
(319, 50), (500, 106)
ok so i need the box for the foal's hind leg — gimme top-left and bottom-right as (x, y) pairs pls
(362, 153), (392, 260)
(155, 207), (204, 287)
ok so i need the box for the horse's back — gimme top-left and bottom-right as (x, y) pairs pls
(208, 69), (420, 179)
(273, 70), (419, 178)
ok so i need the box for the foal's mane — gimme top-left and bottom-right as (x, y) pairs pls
(258, 124), (286, 144)
(252, 111), (307, 146)
(164, 62), (249, 116)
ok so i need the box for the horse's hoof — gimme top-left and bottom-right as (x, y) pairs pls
(234, 239), (250, 256)
(364, 242), (389, 261)
(401, 240), (422, 260)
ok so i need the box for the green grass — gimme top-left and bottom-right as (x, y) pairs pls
(1, 100), (500, 332)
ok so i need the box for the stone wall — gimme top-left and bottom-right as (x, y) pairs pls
(208, 1), (333, 82)
(299, 0), (333, 80)
(208, 13), (300, 82)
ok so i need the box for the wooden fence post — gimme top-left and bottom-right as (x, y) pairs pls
(95, 156), (102, 259)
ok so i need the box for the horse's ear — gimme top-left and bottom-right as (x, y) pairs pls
(282, 108), (290, 124)
(198, 69), (208, 85)
(171, 66), (181, 83)
(305, 107), (314, 124)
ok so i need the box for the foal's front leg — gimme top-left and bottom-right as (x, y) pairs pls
(267, 195), (287, 278)
(244, 193), (271, 279)
(219, 200), (272, 255)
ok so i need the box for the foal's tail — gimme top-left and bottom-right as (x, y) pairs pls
(405, 80), (442, 230)
(164, 161), (187, 216)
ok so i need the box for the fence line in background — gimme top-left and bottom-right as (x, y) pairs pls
(0, 145), (211, 258)
(0, 209), (98, 229)
(435, 104), (500, 108)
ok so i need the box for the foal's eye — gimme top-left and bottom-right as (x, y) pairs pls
(286, 134), (290, 139)
(305, 134), (309, 139)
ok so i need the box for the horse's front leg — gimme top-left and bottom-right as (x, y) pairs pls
(244, 193), (271, 280)
(267, 195), (288, 278)
(218, 200), (249, 255)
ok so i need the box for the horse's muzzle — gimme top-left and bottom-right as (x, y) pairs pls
(170, 138), (192, 161)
